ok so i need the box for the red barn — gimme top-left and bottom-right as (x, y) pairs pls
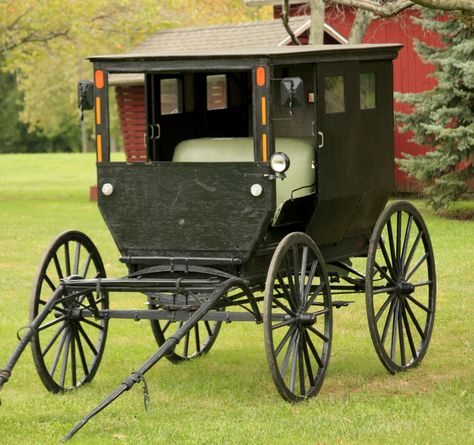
(112, 3), (439, 192)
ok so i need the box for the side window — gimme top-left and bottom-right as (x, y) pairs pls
(325, 75), (345, 114)
(160, 78), (182, 115)
(207, 74), (227, 110)
(360, 73), (376, 110)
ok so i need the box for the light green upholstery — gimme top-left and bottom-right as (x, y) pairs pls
(173, 137), (315, 217)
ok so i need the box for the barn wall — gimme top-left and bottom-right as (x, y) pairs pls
(115, 85), (147, 162)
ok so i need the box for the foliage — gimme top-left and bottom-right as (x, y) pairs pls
(0, 153), (473, 443)
(1, 1), (271, 152)
(396, 10), (474, 209)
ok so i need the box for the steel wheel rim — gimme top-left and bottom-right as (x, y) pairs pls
(264, 232), (332, 402)
(366, 202), (436, 373)
(30, 231), (109, 392)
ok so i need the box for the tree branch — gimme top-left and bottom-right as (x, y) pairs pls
(282, 0), (302, 45)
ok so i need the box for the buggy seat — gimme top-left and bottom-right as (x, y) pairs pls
(173, 137), (315, 221)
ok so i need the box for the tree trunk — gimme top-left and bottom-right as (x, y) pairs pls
(348, 9), (375, 43)
(309, 0), (325, 44)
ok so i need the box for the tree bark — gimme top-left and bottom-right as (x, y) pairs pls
(348, 9), (375, 43)
(309, 0), (325, 44)
(282, 0), (302, 45)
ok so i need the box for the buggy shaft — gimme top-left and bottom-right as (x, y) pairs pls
(0, 286), (64, 392)
(62, 277), (245, 442)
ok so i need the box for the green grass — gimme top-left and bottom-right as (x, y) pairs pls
(0, 153), (473, 444)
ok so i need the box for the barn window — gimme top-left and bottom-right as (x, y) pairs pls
(207, 74), (227, 110)
(324, 76), (345, 114)
(160, 78), (182, 115)
(360, 73), (376, 110)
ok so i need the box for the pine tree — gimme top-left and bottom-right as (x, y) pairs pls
(396, 10), (474, 210)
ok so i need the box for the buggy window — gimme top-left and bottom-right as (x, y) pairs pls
(207, 75), (227, 110)
(161, 78), (182, 115)
(325, 76), (345, 114)
(360, 73), (376, 110)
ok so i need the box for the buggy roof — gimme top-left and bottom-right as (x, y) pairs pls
(88, 44), (402, 70)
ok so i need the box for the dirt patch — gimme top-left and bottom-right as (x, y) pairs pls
(437, 207), (474, 221)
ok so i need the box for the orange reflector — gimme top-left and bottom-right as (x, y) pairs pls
(261, 96), (267, 126)
(97, 134), (103, 162)
(256, 66), (266, 87)
(95, 69), (104, 89)
(262, 133), (268, 161)
(95, 97), (101, 125)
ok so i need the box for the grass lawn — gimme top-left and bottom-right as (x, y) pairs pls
(0, 153), (472, 444)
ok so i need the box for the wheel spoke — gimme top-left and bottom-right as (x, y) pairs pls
(43, 273), (57, 293)
(304, 283), (325, 311)
(404, 300), (426, 340)
(299, 246), (309, 303)
(292, 246), (301, 301)
(298, 333), (305, 395)
(373, 286), (398, 295)
(275, 325), (297, 357)
(398, 300), (406, 366)
(161, 319), (172, 334)
(38, 315), (67, 332)
(375, 293), (396, 323)
(42, 322), (67, 357)
(75, 329), (89, 377)
(307, 325), (329, 343)
(406, 294), (431, 313)
(273, 295), (295, 316)
(277, 273), (297, 312)
(77, 324), (98, 356)
(272, 318), (295, 330)
(194, 325), (201, 353)
(50, 329), (68, 377)
(280, 330), (295, 378)
(204, 320), (213, 337)
(53, 253), (64, 280)
(386, 218), (398, 277)
(401, 304), (418, 361)
(70, 325), (77, 387)
(379, 237), (397, 281)
(390, 299), (399, 361)
(305, 330), (324, 368)
(183, 332), (190, 357)
(301, 331), (315, 387)
(303, 260), (318, 304)
(81, 253), (92, 279)
(73, 242), (81, 276)
(59, 330), (71, 388)
(403, 230), (422, 276)
(381, 298), (396, 344)
(405, 252), (429, 281)
(396, 211), (402, 274)
(374, 262), (396, 285)
(64, 242), (71, 276)
(81, 318), (104, 331)
(284, 256), (298, 309)
(401, 215), (413, 269)
(289, 331), (299, 393)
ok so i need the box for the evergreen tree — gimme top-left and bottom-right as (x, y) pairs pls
(396, 10), (474, 210)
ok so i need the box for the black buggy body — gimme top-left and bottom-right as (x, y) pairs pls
(0, 44), (437, 441)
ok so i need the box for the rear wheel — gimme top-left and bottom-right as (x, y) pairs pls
(366, 201), (436, 373)
(30, 231), (109, 392)
(264, 232), (332, 402)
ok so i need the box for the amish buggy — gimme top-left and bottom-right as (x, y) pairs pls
(0, 44), (436, 440)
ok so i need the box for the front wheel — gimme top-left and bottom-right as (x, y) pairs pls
(30, 231), (109, 393)
(264, 232), (332, 402)
(366, 201), (436, 373)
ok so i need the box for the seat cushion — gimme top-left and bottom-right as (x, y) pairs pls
(173, 137), (315, 211)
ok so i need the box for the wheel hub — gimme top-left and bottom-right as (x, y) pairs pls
(397, 281), (415, 295)
(298, 312), (317, 327)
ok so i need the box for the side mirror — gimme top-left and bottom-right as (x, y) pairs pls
(280, 77), (304, 110)
(77, 80), (94, 110)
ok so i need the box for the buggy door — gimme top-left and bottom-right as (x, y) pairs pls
(309, 61), (394, 245)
